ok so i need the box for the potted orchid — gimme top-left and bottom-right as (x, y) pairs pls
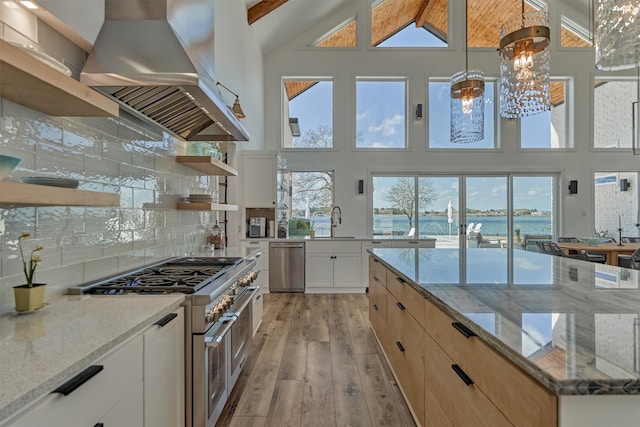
(13, 232), (46, 312)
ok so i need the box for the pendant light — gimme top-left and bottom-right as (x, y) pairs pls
(450, 0), (485, 144)
(594, 1), (640, 71)
(498, 0), (550, 118)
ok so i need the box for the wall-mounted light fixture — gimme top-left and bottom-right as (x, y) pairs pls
(568, 180), (578, 195)
(416, 104), (423, 120)
(620, 178), (631, 192)
(216, 82), (246, 119)
(289, 118), (301, 137)
(357, 179), (364, 194)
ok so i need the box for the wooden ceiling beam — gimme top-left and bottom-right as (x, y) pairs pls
(415, 0), (433, 28)
(248, 0), (288, 25)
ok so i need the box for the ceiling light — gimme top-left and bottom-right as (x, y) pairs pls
(216, 82), (246, 119)
(498, 1), (550, 118)
(594, 1), (640, 70)
(19, 0), (38, 9)
(2, 2), (19, 9)
(450, 0), (485, 144)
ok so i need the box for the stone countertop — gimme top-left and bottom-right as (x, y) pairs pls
(0, 293), (185, 422)
(370, 247), (640, 396)
(241, 236), (438, 242)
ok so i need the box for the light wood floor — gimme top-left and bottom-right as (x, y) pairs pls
(216, 293), (417, 427)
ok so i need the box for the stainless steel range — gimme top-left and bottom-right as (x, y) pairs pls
(70, 255), (260, 427)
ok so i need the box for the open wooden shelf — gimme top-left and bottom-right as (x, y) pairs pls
(177, 202), (238, 211)
(0, 39), (119, 117)
(0, 182), (120, 207)
(176, 156), (238, 176)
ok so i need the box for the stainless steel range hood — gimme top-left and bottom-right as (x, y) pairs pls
(80, 0), (249, 142)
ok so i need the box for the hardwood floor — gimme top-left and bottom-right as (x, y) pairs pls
(216, 293), (417, 427)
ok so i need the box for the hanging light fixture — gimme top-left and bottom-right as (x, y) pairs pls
(594, 1), (640, 71)
(216, 82), (246, 119)
(498, 0), (550, 118)
(450, 0), (485, 143)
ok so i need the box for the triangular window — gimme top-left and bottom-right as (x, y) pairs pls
(377, 23), (446, 47)
(371, 0), (448, 47)
(313, 16), (357, 47)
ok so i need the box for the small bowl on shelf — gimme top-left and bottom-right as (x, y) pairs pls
(579, 237), (611, 246)
(0, 155), (21, 181)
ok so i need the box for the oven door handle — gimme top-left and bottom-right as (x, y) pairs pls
(228, 288), (256, 318)
(204, 318), (235, 348)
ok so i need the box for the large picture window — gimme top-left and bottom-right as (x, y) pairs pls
(356, 79), (406, 148)
(287, 171), (334, 237)
(594, 80), (637, 149)
(283, 79), (333, 148)
(521, 80), (570, 149)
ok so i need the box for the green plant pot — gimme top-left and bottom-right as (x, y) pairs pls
(13, 283), (46, 312)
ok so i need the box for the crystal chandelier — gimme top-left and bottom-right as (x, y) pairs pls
(498, 1), (550, 118)
(450, 0), (485, 143)
(594, 1), (640, 71)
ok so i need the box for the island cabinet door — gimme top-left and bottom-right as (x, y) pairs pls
(424, 331), (512, 427)
(386, 292), (425, 426)
(424, 299), (558, 427)
(386, 270), (426, 329)
(368, 272), (387, 340)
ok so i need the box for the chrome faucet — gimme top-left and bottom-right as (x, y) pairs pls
(330, 206), (342, 237)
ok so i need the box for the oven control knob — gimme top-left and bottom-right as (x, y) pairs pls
(250, 271), (258, 281)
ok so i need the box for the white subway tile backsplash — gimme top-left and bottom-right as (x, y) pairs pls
(0, 96), (219, 313)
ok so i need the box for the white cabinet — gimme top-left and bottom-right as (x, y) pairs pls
(243, 155), (276, 207)
(143, 309), (185, 427)
(7, 334), (144, 427)
(4, 308), (185, 427)
(306, 241), (362, 292)
(252, 287), (264, 336)
(241, 240), (270, 289)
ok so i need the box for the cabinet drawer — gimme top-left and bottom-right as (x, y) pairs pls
(424, 387), (453, 427)
(386, 293), (425, 379)
(10, 335), (143, 427)
(369, 256), (387, 286)
(386, 270), (425, 328)
(424, 332), (512, 427)
(425, 299), (557, 427)
(369, 273), (387, 321)
(369, 295), (386, 345)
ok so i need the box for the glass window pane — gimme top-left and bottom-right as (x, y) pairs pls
(289, 171), (334, 237)
(418, 176), (459, 244)
(465, 176), (507, 248)
(560, 20), (592, 48)
(356, 80), (406, 148)
(594, 171), (638, 239)
(372, 0), (447, 47)
(314, 18), (356, 47)
(594, 80), (637, 149)
(512, 176), (554, 249)
(428, 80), (495, 149)
(372, 176), (414, 235)
(521, 81), (569, 149)
(283, 80), (333, 148)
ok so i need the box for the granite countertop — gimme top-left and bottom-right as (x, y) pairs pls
(370, 247), (640, 396)
(0, 291), (185, 422)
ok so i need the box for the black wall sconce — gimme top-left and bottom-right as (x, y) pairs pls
(620, 178), (631, 192)
(357, 179), (364, 194)
(416, 104), (423, 120)
(568, 180), (578, 195)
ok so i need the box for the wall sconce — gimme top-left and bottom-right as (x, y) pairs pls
(568, 180), (578, 195)
(289, 118), (301, 137)
(620, 178), (631, 192)
(216, 82), (246, 119)
(416, 104), (423, 120)
(357, 179), (364, 194)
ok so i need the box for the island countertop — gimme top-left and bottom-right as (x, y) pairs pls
(370, 247), (640, 396)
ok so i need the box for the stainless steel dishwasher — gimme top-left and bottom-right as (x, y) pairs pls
(269, 242), (305, 292)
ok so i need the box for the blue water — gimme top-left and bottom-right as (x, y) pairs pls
(301, 214), (552, 236)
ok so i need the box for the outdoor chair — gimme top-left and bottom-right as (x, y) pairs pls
(522, 234), (553, 252)
(618, 247), (640, 269)
(536, 241), (588, 261)
(557, 237), (606, 263)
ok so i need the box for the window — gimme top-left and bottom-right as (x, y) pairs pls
(371, 0), (448, 47)
(313, 17), (356, 47)
(560, 16), (592, 48)
(283, 79), (333, 148)
(428, 79), (496, 149)
(594, 171), (638, 238)
(356, 79), (406, 148)
(521, 80), (570, 149)
(594, 80), (637, 149)
(288, 171), (334, 237)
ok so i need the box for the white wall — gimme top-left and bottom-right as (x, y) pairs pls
(250, 0), (640, 239)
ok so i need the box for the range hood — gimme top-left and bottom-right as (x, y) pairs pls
(80, 0), (249, 142)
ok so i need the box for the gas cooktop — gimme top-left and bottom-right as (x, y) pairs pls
(77, 257), (245, 295)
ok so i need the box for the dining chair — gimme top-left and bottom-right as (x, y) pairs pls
(557, 237), (606, 263)
(537, 241), (588, 261)
(618, 247), (640, 269)
(621, 237), (640, 243)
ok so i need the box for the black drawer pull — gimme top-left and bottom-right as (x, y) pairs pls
(155, 313), (178, 327)
(396, 341), (406, 352)
(373, 303), (379, 311)
(396, 301), (406, 310)
(452, 364), (474, 386)
(372, 275), (379, 282)
(452, 322), (477, 338)
(94, 424), (104, 427)
(53, 365), (103, 396)
(395, 276), (406, 283)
